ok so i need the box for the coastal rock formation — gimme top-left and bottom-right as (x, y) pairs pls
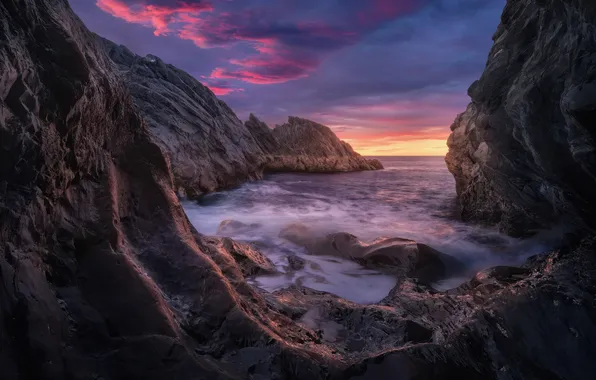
(3, 0), (596, 379)
(446, 0), (596, 236)
(99, 41), (382, 197)
(339, 237), (596, 380)
(266, 116), (384, 173)
(99, 38), (267, 197)
(279, 224), (462, 284)
(0, 1), (333, 378)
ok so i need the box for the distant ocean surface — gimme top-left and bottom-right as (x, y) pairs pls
(183, 157), (554, 303)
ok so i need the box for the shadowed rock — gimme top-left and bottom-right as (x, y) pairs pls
(445, 0), (596, 237)
(201, 237), (277, 277)
(3, 0), (596, 379)
(0, 1), (337, 378)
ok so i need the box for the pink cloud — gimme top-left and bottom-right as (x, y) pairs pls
(96, 0), (212, 36)
(95, 0), (428, 85)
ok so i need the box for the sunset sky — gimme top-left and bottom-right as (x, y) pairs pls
(70, 0), (505, 156)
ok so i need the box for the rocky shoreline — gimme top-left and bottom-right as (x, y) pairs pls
(1, 0), (595, 380)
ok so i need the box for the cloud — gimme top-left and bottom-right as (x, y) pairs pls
(94, 0), (430, 85)
(96, 0), (212, 36)
(70, 0), (506, 154)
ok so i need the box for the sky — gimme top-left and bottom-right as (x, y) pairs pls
(69, 0), (505, 156)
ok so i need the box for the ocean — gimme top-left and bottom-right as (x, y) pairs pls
(183, 157), (555, 303)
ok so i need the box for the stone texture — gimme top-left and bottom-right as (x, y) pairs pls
(445, 0), (596, 236)
(3, 1), (596, 379)
(98, 37), (267, 197)
(265, 116), (384, 173)
(340, 237), (596, 380)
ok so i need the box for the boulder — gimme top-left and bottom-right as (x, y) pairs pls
(279, 224), (462, 284)
(217, 219), (261, 236)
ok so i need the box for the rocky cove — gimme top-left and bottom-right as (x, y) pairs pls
(1, 1), (595, 380)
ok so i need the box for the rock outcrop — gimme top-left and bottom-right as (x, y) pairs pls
(99, 41), (382, 198)
(446, 0), (596, 236)
(338, 237), (596, 380)
(98, 37), (268, 197)
(265, 116), (384, 173)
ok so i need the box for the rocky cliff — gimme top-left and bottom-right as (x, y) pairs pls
(99, 40), (382, 197)
(98, 37), (267, 197)
(446, 0), (596, 236)
(264, 116), (383, 173)
(0, 1), (336, 378)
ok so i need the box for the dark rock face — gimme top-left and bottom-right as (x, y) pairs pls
(0, 1), (336, 379)
(446, 0), (596, 236)
(99, 41), (382, 197)
(245, 113), (281, 154)
(4, 1), (595, 379)
(201, 236), (277, 277)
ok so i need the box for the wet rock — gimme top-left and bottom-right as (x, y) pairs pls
(287, 255), (306, 271)
(279, 225), (462, 284)
(217, 219), (261, 236)
(279, 223), (316, 247)
(470, 266), (531, 287)
(201, 237), (277, 277)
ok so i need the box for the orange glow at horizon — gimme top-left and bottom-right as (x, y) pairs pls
(345, 138), (448, 156)
(335, 127), (450, 156)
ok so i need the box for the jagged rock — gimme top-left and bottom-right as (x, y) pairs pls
(4, 1), (596, 380)
(445, 0), (596, 236)
(0, 1), (335, 379)
(341, 238), (596, 380)
(245, 113), (281, 153)
(265, 116), (383, 172)
(201, 237), (277, 277)
(98, 37), (268, 197)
